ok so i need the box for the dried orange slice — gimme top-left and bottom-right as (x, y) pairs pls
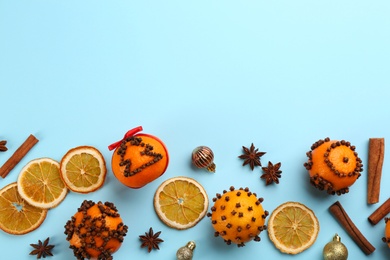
(17, 158), (67, 209)
(267, 201), (319, 254)
(154, 176), (208, 230)
(0, 182), (47, 235)
(60, 146), (107, 193)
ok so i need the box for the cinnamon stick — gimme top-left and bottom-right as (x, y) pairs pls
(329, 201), (375, 255)
(368, 138), (385, 204)
(0, 134), (39, 178)
(368, 198), (390, 225)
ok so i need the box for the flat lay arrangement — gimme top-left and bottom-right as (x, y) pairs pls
(1, 1), (390, 259)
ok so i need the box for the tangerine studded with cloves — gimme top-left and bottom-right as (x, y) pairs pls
(117, 137), (162, 177)
(64, 200), (128, 260)
(303, 138), (363, 195)
(111, 133), (169, 189)
(207, 186), (268, 247)
(382, 218), (390, 247)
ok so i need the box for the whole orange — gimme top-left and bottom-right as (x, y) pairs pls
(304, 138), (363, 195)
(111, 133), (169, 188)
(207, 186), (268, 247)
(64, 200), (128, 259)
(384, 218), (390, 248)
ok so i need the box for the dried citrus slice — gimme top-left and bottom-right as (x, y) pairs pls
(60, 146), (107, 193)
(267, 201), (320, 254)
(154, 176), (209, 230)
(17, 158), (67, 209)
(0, 182), (47, 235)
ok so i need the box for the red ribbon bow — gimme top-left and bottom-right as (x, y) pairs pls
(108, 126), (143, 151)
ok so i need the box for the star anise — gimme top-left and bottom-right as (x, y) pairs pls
(0, 140), (7, 152)
(261, 161), (282, 185)
(139, 227), (164, 253)
(238, 143), (266, 170)
(29, 237), (55, 259)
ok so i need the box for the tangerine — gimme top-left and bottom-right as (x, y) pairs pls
(64, 200), (128, 259)
(111, 133), (169, 188)
(383, 218), (390, 248)
(207, 186), (268, 247)
(304, 138), (363, 195)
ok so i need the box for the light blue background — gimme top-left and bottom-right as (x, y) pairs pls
(1, 1), (390, 259)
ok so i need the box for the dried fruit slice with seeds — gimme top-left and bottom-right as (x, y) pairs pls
(267, 201), (319, 254)
(60, 146), (107, 193)
(17, 158), (68, 209)
(0, 182), (47, 235)
(154, 176), (208, 230)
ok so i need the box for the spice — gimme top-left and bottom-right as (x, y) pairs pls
(109, 126), (165, 177)
(238, 143), (266, 170)
(0, 134), (38, 178)
(139, 227), (164, 253)
(64, 200), (128, 260)
(329, 201), (375, 255)
(368, 198), (390, 225)
(29, 237), (55, 259)
(304, 138), (363, 195)
(382, 218), (390, 244)
(367, 138), (385, 204)
(261, 161), (282, 185)
(0, 140), (7, 152)
(117, 136), (163, 177)
(207, 186), (267, 247)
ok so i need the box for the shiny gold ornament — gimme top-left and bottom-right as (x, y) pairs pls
(323, 234), (348, 260)
(192, 146), (216, 172)
(176, 241), (196, 260)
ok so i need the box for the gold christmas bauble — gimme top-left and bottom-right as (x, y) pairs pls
(323, 234), (348, 260)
